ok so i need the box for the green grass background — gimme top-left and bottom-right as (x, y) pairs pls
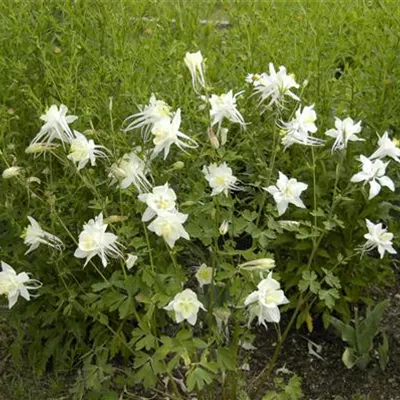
(1, 0), (400, 398)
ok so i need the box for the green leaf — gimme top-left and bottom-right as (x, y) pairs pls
(134, 361), (157, 388)
(342, 347), (356, 369)
(217, 348), (236, 371)
(186, 367), (214, 392)
(318, 288), (340, 309)
(118, 297), (133, 319)
(298, 271), (320, 294)
(330, 317), (356, 347)
(378, 332), (389, 371)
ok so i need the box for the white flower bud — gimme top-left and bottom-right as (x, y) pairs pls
(2, 166), (23, 179)
(219, 220), (229, 235)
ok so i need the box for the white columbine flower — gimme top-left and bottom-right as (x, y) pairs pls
(195, 263), (213, 287)
(74, 212), (123, 267)
(369, 131), (400, 163)
(123, 94), (172, 141)
(350, 155), (394, 200)
(184, 51), (206, 92)
(2, 166), (23, 179)
(67, 131), (108, 170)
(280, 104), (324, 149)
(209, 90), (246, 134)
(325, 117), (364, 151)
(363, 219), (396, 259)
(109, 151), (152, 193)
(202, 162), (239, 196)
(151, 109), (197, 159)
(23, 216), (63, 254)
(126, 254), (138, 270)
(244, 272), (289, 327)
(252, 63), (300, 107)
(30, 104), (77, 146)
(138, 183), (177, 222)
(245, 73), (262, 86)
(264, 172), (308, 216)
(0, 261), (41, 309)
(147, 210), (190, 248)
(164, 288), (206, 325)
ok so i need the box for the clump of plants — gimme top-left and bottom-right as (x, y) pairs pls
(0, 50), (398, 399)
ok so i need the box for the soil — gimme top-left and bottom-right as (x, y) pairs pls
(251, 265), (400, 400)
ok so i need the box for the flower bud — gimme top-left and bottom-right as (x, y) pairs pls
(126, 254), (138, 270)
(208, 127), (220, 149)
(239, 258), (275, 271)
(172, 161), (185, 170)
(220, 128), (228, 145)
(219, 220), (229, 235)
(2, 166), (23, 179)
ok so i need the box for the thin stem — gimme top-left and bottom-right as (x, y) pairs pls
(142, 222), (155, 271)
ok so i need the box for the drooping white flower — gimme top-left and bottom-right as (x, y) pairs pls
(202, 162), (239, 196)
(164, 288), (206, 325)
(244, 272), (289, 327)
(363, 219), (396, 259)
(195, 263), (213, 287)
(369, 131), (400, 163)
(252, 63), (300, 107)
(0, 261), (41, 309)
(239, 258), (275, 271)
(2, 166), (23, 179)
(126, 253), (138, 270)
(138, 183), (177, 222)
(209, 90), (246, 134)
(30, 104), (77, 146)
(151, 109), (197, 159)
(147, 210), (190, 248)
(74, 212), (123, 267)
(123, 94), (172, 141)
(184, 51), (206, 92)
(350, 155), (394, 200)
(109, 151), (152, 193)
(280, 104), (324, 149)
(325, 117), (364, 151)
(67, 131), (108, 170)
(264, 172), (308, 216)
(23, 216), (63, 254)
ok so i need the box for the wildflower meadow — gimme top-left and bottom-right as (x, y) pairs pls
(1, 1), (400, 399)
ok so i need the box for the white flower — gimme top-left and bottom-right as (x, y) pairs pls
(138, 183), (177, 222)
(209, 90), (246, 134)
(244, 272), (289, 327)
(325, 117), (364, 151)
(0, 261), (41, 309)
(164, 288), (206, 325)
(195, 263), (213, 287)
(264, 172), (308, 216)
(280, 104), (324, 149)
(184, 51), (206, 91)
(67, 131), (108, 170)
(147, 210), (190, 248)
(245, 73), (262, 87)
(363, 219), (396, 259)
(350, 156), (394, 200)
(252, 63), (300, 107)
(202, 162), (239, 196)
(369, 131), (400, 163)
(30, 104), (77, 146)
(219, 220), (229, 235)
(239, 258), (275, 271)
(109, 151), (152, 193)
(126, 254), (138, 270)
(2, 166), (23, 179)
(74, 212), (123, 267)
(23, 216), (63, 254)
(123, 94), (172, 141)
(151, 109), (197, 159)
